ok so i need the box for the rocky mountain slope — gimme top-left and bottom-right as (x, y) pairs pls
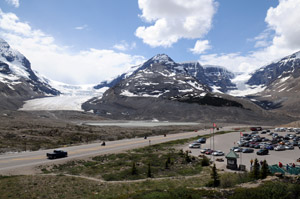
(94, 55), (237, 94)
(82, 54), (292, 124)
(0, 38), (59, 111)
(246, 51), (300, 116)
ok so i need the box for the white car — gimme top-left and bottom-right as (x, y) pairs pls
(275, 145), (285, 151)
(212, 150), (224, 156)
(200, 148), (210, 153)
(189, 143), (201, 148)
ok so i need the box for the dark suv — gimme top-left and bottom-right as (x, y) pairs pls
(256, 149), (268, 155)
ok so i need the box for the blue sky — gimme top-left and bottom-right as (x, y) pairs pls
(1, 0), (300, 85)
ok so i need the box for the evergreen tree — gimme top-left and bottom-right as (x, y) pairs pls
(251, 158), (260, 179)
(260, 160), (270, 179)
(165, 159), (169, 169)
(185, 151), (191, 163)
(167, 155), (171, 164)
(131, 162), (138, 175)
(211, 164), (220, 187)
(147, 162), (152, 178)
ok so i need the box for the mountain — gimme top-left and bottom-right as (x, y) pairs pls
(246, 51), (300, 116)
(82, 54), (290, 124)
(0, 38), (60, 111)
(95, 56), (237, 94)
(179, 62), (237, 93)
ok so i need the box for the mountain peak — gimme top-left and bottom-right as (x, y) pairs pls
(150, 54), (176, 65)
(0, 38), (11, 53)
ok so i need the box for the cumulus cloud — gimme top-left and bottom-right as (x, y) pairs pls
(0, 9), (145, 85)
(199, 0), (300, 75)
(113, 41), (136, 51)
(135, 0), (218, 47)
(190, 40), (211, 54)
(5, 0), (19, 8)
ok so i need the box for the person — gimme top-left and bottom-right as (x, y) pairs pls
(164, 134), (166, 137)
(292, 163), (296, 168)
(279, 162), (283, 168)
(250, 159), (253, 166)
(101, 141), (106, 146)
(286, 164), (289, 171)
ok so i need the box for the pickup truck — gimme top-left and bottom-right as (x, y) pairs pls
(47, 150), (68, 159)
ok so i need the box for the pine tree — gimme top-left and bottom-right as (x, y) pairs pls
(260, 160), (270, 179)
(251, 158), (260, 179)
(131, 162), (137, 175)
(185, 151), (191, 163)
(147, 163), (152, 178)
(165, 159), (169, 169)
(211, 164), (220, 187)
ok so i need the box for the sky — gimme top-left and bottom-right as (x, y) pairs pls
(1, 0), (300, 85)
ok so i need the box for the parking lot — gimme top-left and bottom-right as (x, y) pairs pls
(184, 128), (300, 171)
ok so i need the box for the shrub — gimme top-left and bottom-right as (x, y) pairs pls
(201, 155), (210, 166)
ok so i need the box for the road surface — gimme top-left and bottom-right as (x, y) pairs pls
(0, 126), (235, 175)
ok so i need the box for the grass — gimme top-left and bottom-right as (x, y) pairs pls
(0, 174), (212, 199)
(1, 175), (300, 199)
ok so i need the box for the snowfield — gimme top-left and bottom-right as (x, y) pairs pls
(20, 95), (95, 111)
(20, 84), (108, 111)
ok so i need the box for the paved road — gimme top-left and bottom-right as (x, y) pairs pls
(0, 126), (236, 175)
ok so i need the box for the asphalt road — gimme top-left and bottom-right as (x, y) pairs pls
(0, 126), (236, 175)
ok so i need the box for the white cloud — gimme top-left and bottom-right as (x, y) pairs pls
(190, 40), (211, 54)
(199, 0), (300, 75)
(113, 41), (136, 51)
(75, 25), (88, 30)
(0, 9), (145, 85)
(5, 0), (19, 8)
(135, 0), (218, 47)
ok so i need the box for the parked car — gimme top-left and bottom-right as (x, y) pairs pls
(257, 149), (269, 155)
(196, 138), (206, 144)
(242, 148), (254, 153)
(200, 148), (210, 153)
(233, 147), (243, 152)
(266, 145), (274, 150)
(285, 145), (294, 150)
(292, 141), (298, 146)
(275, 145), (285, 151)
(212, 150), (224, 156)
(189, 143), (201, 148)
(205, 149), (214, 155)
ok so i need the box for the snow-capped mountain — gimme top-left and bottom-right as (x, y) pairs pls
(247, 51), (300, 87)
(92, 54), (210, 100)
(95, 55), (237, 94)
(0, 38), (59, 97)
(179, 62), (237, 93)
(0, 38), (60, 110)
(245, 51), (300, 115)
(81, 54), (274, 122)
